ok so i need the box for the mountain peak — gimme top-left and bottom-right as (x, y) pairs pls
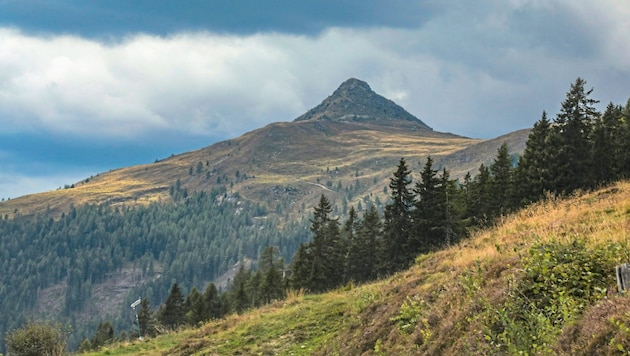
(294, 78), (431, 130)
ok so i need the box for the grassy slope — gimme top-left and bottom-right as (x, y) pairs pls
(85, 180), (630, 355)
(0, 120), (491, 219)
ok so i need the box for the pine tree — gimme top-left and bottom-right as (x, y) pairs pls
(137, 298), (157, 338)
(356, 205), (381, 282)
(307, 194), (343, 292)
(513, 111), (553, 205)
(592, 102), (624, 183)
(341, 206), (359, 282)
(91, 321), (114, 349)
(257, 246), (285, 304)
(203, 283), (223, 320)
(230, 264), (252, 314)
(467, 164), (493, 227)
(379, 158), (415, 275)
(413, 156), (442, 252)
(288, 243), (311, 290)
(489, 143), (514, 217)
(548, 77), (599, 194)
(158, 283), (185, 329)
(184, 287), (207, 326)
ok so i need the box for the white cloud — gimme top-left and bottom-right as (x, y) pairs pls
(0, 169), (89, 200)
(0, 1), (628, 143)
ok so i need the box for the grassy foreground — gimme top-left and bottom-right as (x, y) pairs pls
(85, 180), (630, 355)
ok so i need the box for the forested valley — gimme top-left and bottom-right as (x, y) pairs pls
(2, 78), (630, 354)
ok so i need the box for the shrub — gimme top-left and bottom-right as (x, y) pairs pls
(5, 321), (66, 356)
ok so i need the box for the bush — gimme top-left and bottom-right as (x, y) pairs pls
(5, 321), (66, 356)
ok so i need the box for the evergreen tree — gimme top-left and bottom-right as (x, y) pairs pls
(258, 246), (285, 304)
(379, 158), (415, 275)
(137, 298), (157, 338)
(467, 164), (493, 227)
(341, 206), (359, 282)
(513, 111), (553, 205)
(230, 264), (252, 314)
(347, 205), (381, 283)
(592, 102), (624, 183)
(413, 156), (442, 252)
(548, 77), (599, 194)
(203, 283), (223, 320)
(288, 243), (311, 290)
(489, 143), (514, 217)
(158, 283), (185, 329)
(91, 321), (114, 349)
(184, 287), (207, 326)
(307, 194), (343, 292)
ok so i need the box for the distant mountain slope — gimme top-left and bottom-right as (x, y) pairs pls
(0, 78), (527, 219)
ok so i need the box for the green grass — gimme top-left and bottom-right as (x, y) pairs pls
(81, 180), (630, 355)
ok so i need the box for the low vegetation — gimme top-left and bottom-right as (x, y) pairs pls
(80, 180), (630, 355)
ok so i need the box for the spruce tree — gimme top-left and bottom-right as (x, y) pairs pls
(467, 164), (492, 227)
(91, 321), (114, 349)
(258, 246), (284, 304)
(307, 194), (343, 292)
(592, 102), (624, 183)
(379, 158), (415, 275)
(548, 77), (599, 194)
(203, 283), (223, 320)
(513, 111), (553, 205)
(158, 283), (185, 329)
(489, 143), (514, 217)
(341, 206), (359, 282)
(184, 287), (206, 325)
(288, 243), (311, 290)
(413, 156), (442, 252)
(137, 298), (157, 337)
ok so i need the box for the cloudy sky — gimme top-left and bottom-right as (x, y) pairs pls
(1, 1), (629, 199)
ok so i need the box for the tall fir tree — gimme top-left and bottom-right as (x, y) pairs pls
(592, 102), (624, 183)
(258, 246), (285, 304)
(467, 164), (493, 227)
(184, 287), (206, 326)
(548, 77), (599, 194)
(307, 194), (343, 292)
(158, 283), (185, 329)
(203, 283), (223, 320)
(489, 142), (514, 217)
(413, 156), (443, 252)
(379, 158), (415, 275)
(513, 111), (553, 205)
(288, 243), (311, 290)
(137, 298), (157, 338)
(345, 206), (381, 283)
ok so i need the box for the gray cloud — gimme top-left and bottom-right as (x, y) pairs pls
(1, 1), (629, 197)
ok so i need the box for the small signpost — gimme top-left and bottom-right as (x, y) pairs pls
(130, 298), (143, 340)
(616, 264), (630, 293)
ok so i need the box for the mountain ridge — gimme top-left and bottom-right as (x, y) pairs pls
(0, 78), (526, 219)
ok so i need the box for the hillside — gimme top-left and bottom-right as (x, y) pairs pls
(0, 78), (531, 353)
(84, 180), (630, 355)
(0, 78), (528, 220)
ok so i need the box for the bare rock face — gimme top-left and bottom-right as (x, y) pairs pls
(294, 78), (431, 130)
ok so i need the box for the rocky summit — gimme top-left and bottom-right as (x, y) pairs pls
(294, 78), (432, 130)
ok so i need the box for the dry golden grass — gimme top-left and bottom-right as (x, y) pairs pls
(1, 119), (523, 221)
(84, 181), (630, 355)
